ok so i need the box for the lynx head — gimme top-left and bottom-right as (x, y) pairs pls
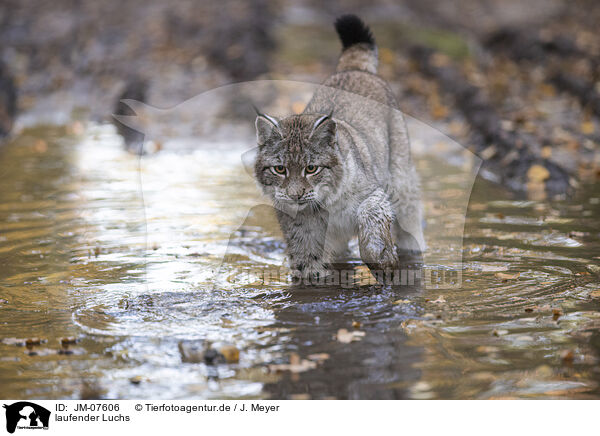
(254, 112), (343, 211)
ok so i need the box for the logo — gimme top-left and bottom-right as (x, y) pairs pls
(3, 402), (50, 434)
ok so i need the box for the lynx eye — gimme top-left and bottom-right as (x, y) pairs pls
(271, 165), (287, 175)
(305, 165), (320, 175)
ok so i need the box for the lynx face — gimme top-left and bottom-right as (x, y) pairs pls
(254, 113), (343, 211)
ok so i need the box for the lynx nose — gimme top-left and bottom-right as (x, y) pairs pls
(287, 187), (305, 201)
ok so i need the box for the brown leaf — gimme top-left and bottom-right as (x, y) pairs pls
(552, 308), (562, 321)
(129, 376), (144, 385)
(561, 350), (575, 365)
(527, 165), (550, 183)
(60, 337), (78, 346)
(491, 329), (509, 337)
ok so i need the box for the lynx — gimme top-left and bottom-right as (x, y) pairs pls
(254, 14), (424, 282)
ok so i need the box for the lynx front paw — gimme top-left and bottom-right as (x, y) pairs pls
(289, 256), (331, 285)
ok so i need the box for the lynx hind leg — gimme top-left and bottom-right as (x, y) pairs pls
(357, 190), (398, 274)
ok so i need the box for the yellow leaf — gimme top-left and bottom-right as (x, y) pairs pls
(527, 165), (550, 183)
(541, 146), (552, 158)
(495, 272), (520, 280)
(581, 121), (595, 135)
(379, 47), (395, 65)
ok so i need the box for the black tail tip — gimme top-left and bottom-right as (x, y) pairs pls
(334, 14), (375, 50)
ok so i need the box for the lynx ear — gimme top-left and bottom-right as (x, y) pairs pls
(309, 112), (336, 145)
(254, 112), (281, 146)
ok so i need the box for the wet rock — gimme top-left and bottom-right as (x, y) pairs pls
(203, 348), (226, 365)
(219, 345), (240, 363)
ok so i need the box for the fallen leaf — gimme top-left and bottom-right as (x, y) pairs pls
(33, 139), (48, 153)
(60, 337), (78, 346)
(336, 329), (366, 343)
(379, 47), (396, 65)
(268, 353), (317, 373)
(492, 329), (509, 337)
(307, 353), (330, 362)
(431, 295), (446, 304)
(552, 308), (562, 321)
(129, 376), (143, 385)
(561, 350), (575, 365)
(495, 272), (520, 280)
(541, 146), (552, 159)
(527, 165), (550, 183)
(581, 121), (595, 135)
(476, 346), (499, 353)
(25, 338), (43, 347)
(351, 320), (362, 328)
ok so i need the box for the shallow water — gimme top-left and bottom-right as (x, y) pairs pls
(0, 123), (599, 399)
